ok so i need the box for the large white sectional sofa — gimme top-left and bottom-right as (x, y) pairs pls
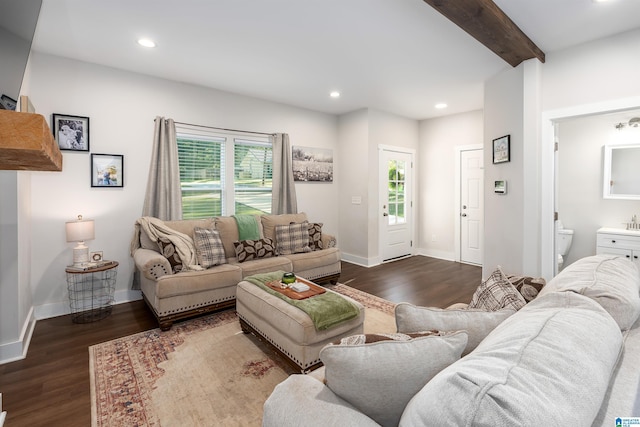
(263, 255), (640, 426)
(131, 213), (340, 330)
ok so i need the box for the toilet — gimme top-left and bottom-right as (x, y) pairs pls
(557, 221), (574, 270)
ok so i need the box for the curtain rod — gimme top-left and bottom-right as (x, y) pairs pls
(171, 120), (275, 136)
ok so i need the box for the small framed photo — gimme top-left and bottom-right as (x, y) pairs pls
(91, 153), (123, 187)
(492, 135), (510, 164)
(52, 113), (90, 151)
(0, 94), (17, 110)
(90, 251), (103, 262)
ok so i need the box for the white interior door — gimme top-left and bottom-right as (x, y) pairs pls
(460, 149), (484, 265)
(380, 147), (413, 261)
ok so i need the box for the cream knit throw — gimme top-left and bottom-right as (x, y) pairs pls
(130, 216), (203, 271)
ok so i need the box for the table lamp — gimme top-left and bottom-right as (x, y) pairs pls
(66, 215), (95, 266)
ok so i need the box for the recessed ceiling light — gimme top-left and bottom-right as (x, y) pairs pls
(435, 103), (448, 109)
(137, 38), (156, 48)
(330, 91), (340, 98)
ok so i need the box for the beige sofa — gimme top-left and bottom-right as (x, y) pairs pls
(131, 212), (340, 330)
(263, 255), (640, 426)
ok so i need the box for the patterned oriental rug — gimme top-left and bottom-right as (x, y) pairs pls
(89, 284), (396, 427)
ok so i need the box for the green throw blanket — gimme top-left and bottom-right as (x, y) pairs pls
(244, 271), (360, 331)
(233, 215), (261, 241)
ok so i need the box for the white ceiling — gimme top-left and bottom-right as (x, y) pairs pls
(31, 0), (640, 120)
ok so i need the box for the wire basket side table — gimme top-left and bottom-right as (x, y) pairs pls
(65, 261), (118, 323)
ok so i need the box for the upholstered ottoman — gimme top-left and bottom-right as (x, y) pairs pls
(236, 279), (365, 372)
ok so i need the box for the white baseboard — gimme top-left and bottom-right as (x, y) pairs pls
(0, 393), (5, 427)
(417, 247), (455, 262)
(0, 307), (35, 365)
(341, 252), (381, 268)
(1, 290), (142, 365)
(34, 289), (142, 320)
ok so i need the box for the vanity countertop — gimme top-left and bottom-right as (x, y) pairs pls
(597, 227), (640, 236)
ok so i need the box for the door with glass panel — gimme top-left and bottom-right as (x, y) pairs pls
(379, 148), (414, 261)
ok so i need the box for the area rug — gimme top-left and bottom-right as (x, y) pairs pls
(89, 283), (396, 427)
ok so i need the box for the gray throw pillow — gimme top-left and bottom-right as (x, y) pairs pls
(320, 331), (467, 427)
(468, 267), (526, 311)
(275, 222), (312, 255)
(395, 302), (515, 356)
(193, 227), (227, 268)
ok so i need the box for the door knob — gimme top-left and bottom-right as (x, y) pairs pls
(383, 213), (388, 217)
(461, 213), (467, 217)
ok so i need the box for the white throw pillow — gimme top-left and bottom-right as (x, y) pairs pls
(320, 331), (467, 427)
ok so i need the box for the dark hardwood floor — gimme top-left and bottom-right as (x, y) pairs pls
(0, 256), (481, 427)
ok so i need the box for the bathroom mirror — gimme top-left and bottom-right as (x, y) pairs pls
(603, 144), (640, 200)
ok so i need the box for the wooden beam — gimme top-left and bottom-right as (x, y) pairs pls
(423, 0), (545, 67)
(0, 110), (62, 171)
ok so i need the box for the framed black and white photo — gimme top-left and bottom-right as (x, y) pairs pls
(91, 154), (123, 187)
(0, 94), (17, 110)
(52, 113), (90, 151)
(492, 135), (510, 164)
(292, 146), (334, 182)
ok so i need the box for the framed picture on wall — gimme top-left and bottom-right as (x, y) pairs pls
(52, 113), (90, 151)
(91, 153), (123, 187)
(492, 135), (510, 164)
(292, 146), (334, 182)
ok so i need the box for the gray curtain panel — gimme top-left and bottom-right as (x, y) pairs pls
(142, 116), (183, 220)
(271, 133), (298, 214)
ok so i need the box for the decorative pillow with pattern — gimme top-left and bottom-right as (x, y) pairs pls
(233, 238), (276, 263)
(507, 275), (546, 302)
(308, 222), (323, 250)
(193, 227), (227, 268)
(156, 237), (183, 273)
(468, 267), (526, 311)
(320, 330), (468, 427)
(275, 222), (312, 255)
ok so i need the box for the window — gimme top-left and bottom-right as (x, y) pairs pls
(177, 128), (272, 219)
(387, 159), (406, 225)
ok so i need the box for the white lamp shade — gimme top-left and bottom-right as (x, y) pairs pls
(66, 218), (95, 242)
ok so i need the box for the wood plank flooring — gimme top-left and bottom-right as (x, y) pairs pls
(0, 256), (481, 427)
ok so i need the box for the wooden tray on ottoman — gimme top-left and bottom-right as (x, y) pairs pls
(264, 276), (326, 300)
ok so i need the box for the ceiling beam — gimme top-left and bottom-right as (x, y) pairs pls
(423, 0), (545, 67)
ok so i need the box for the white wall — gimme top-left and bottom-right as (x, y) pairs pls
(542, 28), (640, 112)
(25, 52), (339, 317)
(483, 64), (527, 277)
(337, 108), (419, 266)
(418, 110), (483, 260)
(368, 109), (419, 262)
(337, 109), (370, 265)
(0, 171), (34, 363)
(557, 112), (640, 267)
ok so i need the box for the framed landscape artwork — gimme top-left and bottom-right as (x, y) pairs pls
(292, 146), (333, 182)
(52, 113), (90, 151)
(91, 154), (123, 187)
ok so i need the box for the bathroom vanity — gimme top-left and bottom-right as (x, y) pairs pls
(596, 227), (640, 263)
